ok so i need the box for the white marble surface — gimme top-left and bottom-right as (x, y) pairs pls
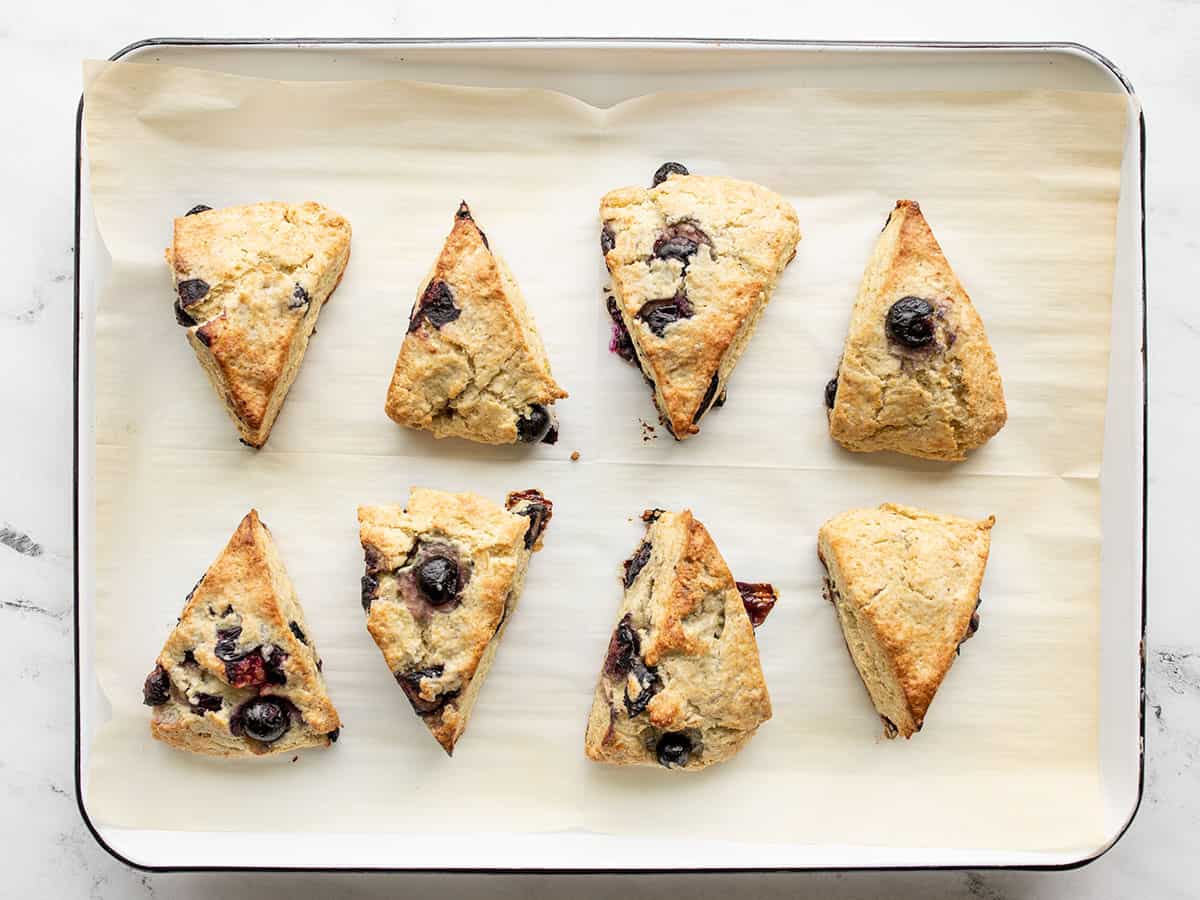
(2, 1), (1196, 897)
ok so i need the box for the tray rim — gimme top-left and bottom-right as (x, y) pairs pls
(72, 35), (1148, 876)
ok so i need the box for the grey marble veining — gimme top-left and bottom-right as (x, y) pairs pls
(3, 2), (1198, 897)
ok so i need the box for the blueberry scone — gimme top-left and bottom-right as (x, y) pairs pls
(165, 201), (352, 448)
(141, 509), (341, 757)
(600, 163), (801, 439)
(825, 201), (1006, 461)
(385, 203), (567, 445)
(358, 487), (553, 754)
(584, 509), (777, 770)
(817, 503), (994, 739)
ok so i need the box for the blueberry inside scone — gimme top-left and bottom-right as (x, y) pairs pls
(384, 202), (567, 446)
(599, 164), (801, 439)
(825, 200), (1006, 461)
(141, 510), (341, 757)
(584, 509), (776, 771)
(357, 487), (553, 754)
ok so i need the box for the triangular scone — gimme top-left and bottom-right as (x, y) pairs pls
(817, 503), (994, 739)
(585, 509), (777, 770)
(165, 201), (352, 448)
(142, 510), (341, 757)
(600, 164), (801, 439)
(826, 201), (1006, 461)
(358, 487), (553, 754)
(385, 203), (567, 445)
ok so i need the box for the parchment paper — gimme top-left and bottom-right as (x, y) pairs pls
(82, 60), (1128, 854)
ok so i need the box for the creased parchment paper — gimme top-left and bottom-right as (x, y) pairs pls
(82, 60), (1127, 854)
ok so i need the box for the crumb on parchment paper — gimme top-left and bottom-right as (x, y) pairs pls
(570, 451), (580, 461)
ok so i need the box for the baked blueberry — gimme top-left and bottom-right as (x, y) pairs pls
(825, 376), (838, 409)
(361, 574), (378, 612)
(214, 626), (242, 661)
(607, 296), (638, 366)
(623, 542), (652, 588)
(736, 582), (778, 628)
(655, 732), (691, 768)
(652, 221), (711, 262)
(694, 372), (721, 423)
(263, 647), (289, 685)
(182, 649), (198, 667)
(236, 697), (290, 743)
(177, 278), (210, 305)
(408, 279), (461, 333)
(289, 621), (307, 644)
(185, 205), (212, 216)
(506, 490), (553, 549)
(601, 224), (616, 254)
(603, 612), (640, 677)
(173, 299), (197, 327)
(416, 555), (460, 607)
(142, 665), (170, 706)
(289, 284), (310, 310)
(623, 658), (661, 716)
(885, 296), (936, 349)
(636, 292), (693, 337)
(652, 162), (689, 186)
(516, 404), (553, 444)
(327, 727), (340, 743)
(397, 665), (451, 715)
(191, 692), (223, 713)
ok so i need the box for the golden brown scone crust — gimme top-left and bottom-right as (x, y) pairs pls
(817, 503), (994, 738)
(600, 173), (800, 438)
(144, 510), (341, 757)
(164, 201), (352, 448)
(828, 201), (1006, 461)
(358, 487), (552, 754)
(584, 510), (773, 770)
(384, 203), (567, 445)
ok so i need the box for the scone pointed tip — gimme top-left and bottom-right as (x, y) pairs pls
(455, 200), (472, 220)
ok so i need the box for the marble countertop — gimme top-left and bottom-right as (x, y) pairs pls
(4, 1), (1196, 897)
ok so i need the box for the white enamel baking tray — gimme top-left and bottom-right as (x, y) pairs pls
(74, 38), (1146, 873)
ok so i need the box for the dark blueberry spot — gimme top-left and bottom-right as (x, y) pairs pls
(656, 732), (692, 768)
(363, 544), (385, 575)
(264, 648), (288, 685)
(192, 692), (223, 713)
(225, 652), (267, 688)
(177, 278), (210, 305)
(397, 665), (456, 716)
(408, 280), (460, 332)
(196, 326), (213, 348)
(636, 292), (693, 337)
(236, 697), (291, 743)
(182, 649), (198, 667)
(824, 376), (838, 409)
(507, 490), (553, 549)
(601, 224), (615, 254)
(173, 299), (197, 327)
(882, 210), (893, 232)
(316, 658), (323, 672)
(606, 296), (638, 366)
(603, 612), (640, 678)
(652, 221), (711, 263)
(327, 727), (339, 743)
(623, 541), (652, 588)
(694, 371), (721, 424)
(222, 605), (234, 617)
(185, 205), (212, 216)
(416, 556), (460, 607)
(541, 422), (559, 446)
(882, 716), (899, 738)
(456, 201), (472, 220)
(713, 389), (727, 409)
(516, 404), (553, 444)
(885, 296), (936, 349)
(184, 575), (204, 604)
(289, 284), (310, 310)
(361, 574), (378, 612)
(736, 582), (778, 628)
(289, 621), (307, 644)
(238, 438), (256, 448)
(652, 162), (689, 186)
(142, 665), (170, 706)
(642, 508), (665, 523)
(214, 626), (243, 661)
(623, 658), (661, 717)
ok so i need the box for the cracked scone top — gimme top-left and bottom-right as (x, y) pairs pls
(358, 487), (553, 754)
(165, 201), (352, 448)
(600, 164), (801, 439)
(817, 503), (994, 739)
(141, 510), (342, 757)
(584, 509), (777, 770)
(826, 200), (1006, 461)
(384, 203), (567, 445)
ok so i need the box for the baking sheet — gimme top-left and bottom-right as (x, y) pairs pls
(81, 60), (1127, 854)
